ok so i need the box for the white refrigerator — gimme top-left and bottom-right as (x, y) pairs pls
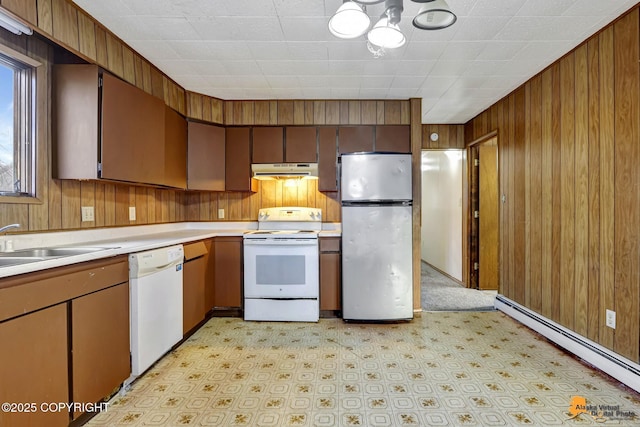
(341, 153), (413, 321)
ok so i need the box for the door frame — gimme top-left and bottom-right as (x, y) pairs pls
(466, 131), (500, 290)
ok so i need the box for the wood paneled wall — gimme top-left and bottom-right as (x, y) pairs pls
(465, 7), (640, 362)
(422, 124), (465, 149)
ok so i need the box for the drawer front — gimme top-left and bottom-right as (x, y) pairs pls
(319, 237), (341, 253)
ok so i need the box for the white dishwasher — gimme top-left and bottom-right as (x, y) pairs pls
(128, 244), (184, 382)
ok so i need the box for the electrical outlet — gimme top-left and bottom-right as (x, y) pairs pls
(606, 309), (616, 329)
(129, 206), (136, 221)
(81, 206), (94, 222)
(218, 208), (225, 219)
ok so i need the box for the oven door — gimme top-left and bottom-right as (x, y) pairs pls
(243, 238), (319, 299)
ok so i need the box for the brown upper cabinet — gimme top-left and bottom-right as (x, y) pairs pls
(53, 64), (186, 189)
(225, 127), (257, 192)
(164, 106), (188, 188)
(188, 122), (225, 191)
(375, 125), (411, 153)
(252, 127), (284, 163)
(318, 127), (338, 192)
(338, 126), (374, 154)
(285, 127), (317, 163)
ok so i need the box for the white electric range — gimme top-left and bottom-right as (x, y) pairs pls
(243, 207), (322, 322)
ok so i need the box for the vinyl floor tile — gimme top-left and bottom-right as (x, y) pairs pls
(86, 312), (640, 426)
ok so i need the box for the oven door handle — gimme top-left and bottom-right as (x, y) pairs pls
(243, 239), (318, 246)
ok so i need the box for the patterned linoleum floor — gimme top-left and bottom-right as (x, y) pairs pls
(86, 312), (640, 426)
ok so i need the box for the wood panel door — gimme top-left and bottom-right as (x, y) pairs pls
(225, 127), (256, 192)
(71, 282), (130, 419)
(286, 127), (317, 163)
(0, 304), (69, 427)
(318, 127), (338, 192)
(375, 125), (411, 153)
(213, 237), (242, 308)
(163, 105), (187, 189)
(252, 127), (283, 163)
(338, 126), (374, 154)
(478, 142), (499, 291)
(101, 71), (165, 185)
(187, 122), (225, 191)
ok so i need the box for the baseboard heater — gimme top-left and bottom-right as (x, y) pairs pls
(495, 295), (640, 393)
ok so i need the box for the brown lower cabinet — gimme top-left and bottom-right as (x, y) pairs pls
(213, 236), (243, 308)
(0, 304), (69, 427)
(183, 240), (210, 334)
(71, 282), (130, 420)
(320, 237), (341, 311)
(0, 257), (130, 426)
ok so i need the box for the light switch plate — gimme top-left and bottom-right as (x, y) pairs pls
(129, 206), (136, 221)
(81, 206), (94, 222)
(606, 309), (616, 329)
(218, 209), (225, 219)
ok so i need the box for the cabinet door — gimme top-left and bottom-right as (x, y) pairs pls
(203, 239), (215, 312)
(375, 125), (411, 153)
(318, 127), (338, 192)
(0, 304), (69, 427)
(253, 127), (283, 163)
(183, 241), (209, 334)
(213, 237), (242, 308)
(101, 72), (165, 185)
(338, 126), (374, 154)
(164, 106), (188, 189)
(285, 127), (317, 163)
(320, 238), (341, 311)
(71, 283), (130, 419)
(225, 128), (256, 192)
(188, 122), (225, 191)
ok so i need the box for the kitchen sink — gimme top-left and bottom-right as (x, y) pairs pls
(0, 257), (45, 267)
(0, 247), (115, 258)
(0, 246), (119, 266)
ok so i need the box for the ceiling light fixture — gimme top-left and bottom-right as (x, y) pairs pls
(0, 7), (33, 35)
(367, 0), (405, 49)
(328, 0), (371, 39)
(412, 0), (457, 30)
(328, 0), (455, 56)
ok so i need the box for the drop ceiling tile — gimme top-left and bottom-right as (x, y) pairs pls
(388, 88), (420, 98)
(327, 42), (379, 61)
(329, 61), (366, 75)
(429, 60), (472, 77)
(258, 60), (329, 75)
(451, 16), (511, 41)
(418, 76), (457, 98)
(476, 41), (526, 61)
(170, 41), (254, 61)
(391, 75), (427, 89)
(512, 41), (573, 61)
(129, 40), (180, 60)
(461, 61), (503, 77)
(359, 88), (389, 99)
(448, 76), (489, 90)
(359, 75), (395, 88)
(217, 0), (277, 16)
(247, 42), (291, 60)
(189, 16), (284, 41)
(517, 0), (575, 17)
(273, 0), (326, 17)
(287, 42), (329, 60)
(394, 60), (437, 76)
(438, 42), (483, 60)
(134, 16), (200, 40)
(495, 15), (603, 41)
(470, 0), (528, 17)
(267, 75), (301, 88)
(223, 60), (263, 75)
(235, 75), (270, 88)
(331, 88), (360, 98)
(401, 42), (447, 61)
(280, 17), (333, 42)
(303, 88), (332, 98)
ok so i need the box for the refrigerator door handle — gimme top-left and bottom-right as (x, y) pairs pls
(342, 200), (412, 207)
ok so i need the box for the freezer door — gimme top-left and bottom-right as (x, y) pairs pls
(341, 153), (412, 202)
(342, 205), (413, 320)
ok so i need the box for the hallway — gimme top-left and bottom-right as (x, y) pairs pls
(421, 262), (496, 312)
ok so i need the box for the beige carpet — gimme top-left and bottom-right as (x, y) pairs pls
(86, 312), (640, 426)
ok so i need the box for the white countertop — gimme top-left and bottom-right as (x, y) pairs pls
(0, 222), (341, 279)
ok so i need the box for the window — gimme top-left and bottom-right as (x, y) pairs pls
(0, 48), (35, 196)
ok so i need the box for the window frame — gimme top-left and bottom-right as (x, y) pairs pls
(0, 43), (39, 199)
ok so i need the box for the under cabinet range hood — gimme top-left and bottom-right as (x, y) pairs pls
(251, 163), (318, 180)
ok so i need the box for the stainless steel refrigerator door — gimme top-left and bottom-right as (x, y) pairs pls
(341, 153), (412, 202)
(342, 205), (413, 320)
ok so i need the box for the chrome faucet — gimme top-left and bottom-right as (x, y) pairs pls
(0, 223), (20, 234)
